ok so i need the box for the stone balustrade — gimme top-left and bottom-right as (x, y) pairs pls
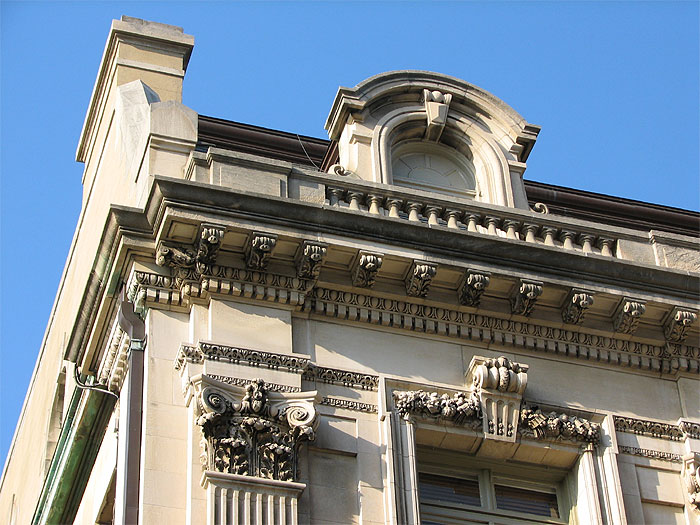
(325, 183), (617, 257)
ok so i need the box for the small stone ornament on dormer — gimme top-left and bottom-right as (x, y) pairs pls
(423, 89), (452, 142)
(467, 356), (528, 442)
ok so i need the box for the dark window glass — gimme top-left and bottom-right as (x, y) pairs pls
(419, 472), (481, 507)
(495, 484), (559, 518)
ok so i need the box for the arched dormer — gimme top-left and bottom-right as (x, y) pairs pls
(324, 71), (540, 209)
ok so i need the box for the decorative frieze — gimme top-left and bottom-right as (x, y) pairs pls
(295, 241), (327, 280)
(303, 365), (378, 390)
(613, 298), (646, 334)
(196, 379), (316, 482)
(207, 374), (301, 393)
(520, 404), (600, 444)
(306, 286), (700, 375)
(351, 251), (384, 288)
(613, 415), (684, 440)
(246, 232), (278, 270)
(680, 420), (700, 440)
(510, 279), (543, 316)
(618, 446), (682, 463)
(393, 389), (481, 427)
(684, 453), (700, 512)
(458, 269), (490, 307)
(562, 289), (595, 325)
(174, 342), (309, 373)
(664, 307), (698, 343)
(321, 396), (378, 413)
(405, 261), (438, 297)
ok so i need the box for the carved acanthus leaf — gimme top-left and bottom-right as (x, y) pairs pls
(351, 251), (384, 288)
(246, 233), (278, 270)
(685, 454), (700, 513)
(295, 241), (327, 280)
(562, 289), (595, 325)
(664, 307), (698, 343)
(458, 270), (490, 307)
(510, 280), (543, 316)
(613, 298), (646, 334)
(196, 225), (225, 274)
(520, 404), (600, 444)
(680, 420), (700, 440)
(196, 379), (316, 482)
(405, 261), (438, 297)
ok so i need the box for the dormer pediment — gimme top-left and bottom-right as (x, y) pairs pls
(325, 71), (540, 209)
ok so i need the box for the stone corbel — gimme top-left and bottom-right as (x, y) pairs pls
(295, 241), (327, 280)
(458, 269), (491, 307)
(351, 251), (384, 288)
(405, 261), (438, 297)
(195, 377), (318, 482)
(561, 289), (595, 325)
(246, 232), (278, 270)
(423, 89), (452, 142)
(510, 279), (543, 316)
(664, 307), (698, 343)
(613, 298), (646, 334)
(195, 224), (225, 274)
(466, 356), (528, 442)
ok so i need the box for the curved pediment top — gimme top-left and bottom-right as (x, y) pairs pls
(325, 70), (535, 142)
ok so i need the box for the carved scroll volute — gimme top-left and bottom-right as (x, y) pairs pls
(510, 279), (543, 316)
(458, 269), (491, 307)
(684, 453), (700, 513)
(405, 261), (438, 297)
(246, 232), (278, 270)
(295, 241), (328, 280)
(613, 297), (646, 334)
(561, 289), (595, 325)
(466, 356), (529, 443)
(664, 307), (698, 343)
(351, 251), (384, 288)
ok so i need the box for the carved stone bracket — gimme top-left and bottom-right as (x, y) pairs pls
(467, 356), (528, 442)
(613, 298), (646, 334)
(458, 269), (491, 307)
(196, 224), (225, 274)
(510, 279), (543, 316)
(405, 261), (438, 297)
(562, 289), (595, 325)
(423, 89), (452, 142)
(195, 378), (318, 482)
(246, 232), (278, 270)
(684, 453), (700, 513)
(351, 251), (384, 288)
(664, 307), (698, 343)
(295, 241), (327, 280)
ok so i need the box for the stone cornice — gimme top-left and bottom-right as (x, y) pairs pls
(306, 286), (699, 376)
(613, 415), (686, 441)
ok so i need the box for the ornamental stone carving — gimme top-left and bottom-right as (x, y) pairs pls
(520, 404), (600, 444)
(351, 251), (384, 288)
(196, 224), (225, 274)
(613, 298), (646, 334)
(680, 419), (700, 440)
(510, 279), (543, 316)
(684, 453), (700, 512)
(393, 389), (481, 427)
(458, 270), (490, 307)
(422, 89), (452, 142)
(467, 356), (528, 442)
(196, 379), (317, 482)
(664, 307), (698, 343)
(562, 289), (595, 325)
(295, 241), (327, 280)
(246, 232), (278, 270)
(613, 415), (684, 440)
(405, 261), (438, 297)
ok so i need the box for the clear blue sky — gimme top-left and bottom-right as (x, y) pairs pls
(1, 2), (698, 468)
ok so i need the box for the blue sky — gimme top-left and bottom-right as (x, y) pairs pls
(1, 2), (698, 468)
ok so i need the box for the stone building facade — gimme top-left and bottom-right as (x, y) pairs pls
(1, 16), (699, 525)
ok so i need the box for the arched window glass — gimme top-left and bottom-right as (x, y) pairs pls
(391, 142), (476, 198)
